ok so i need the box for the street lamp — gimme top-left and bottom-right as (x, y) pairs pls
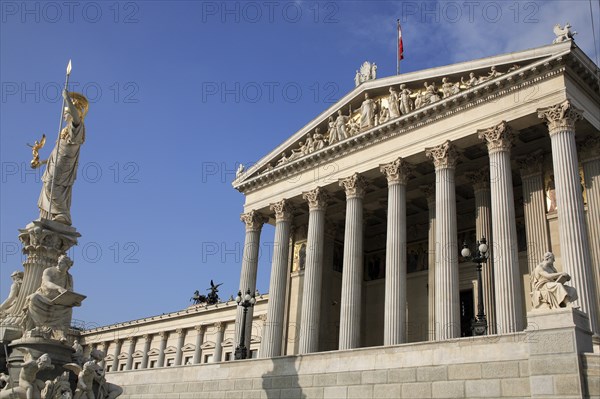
(461, 237), (489, 336)
(234, 289), (256, 360)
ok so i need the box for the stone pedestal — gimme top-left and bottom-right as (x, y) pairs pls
(0, 219), (80, 343)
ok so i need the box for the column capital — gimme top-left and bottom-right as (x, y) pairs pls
(537, 100), (583, 136)
(339, 173), (368, 199)
(425, 140), (459, 170)
(213, 321), (225, 332)
(465, 167), (490, 191)
(517, 149), (544, 178)
(578, 135), (600, 162)
(302, 187), (329, 211)
(194, 325), (205, 333)
(478, 121), (514, 154)
(380, 157), (413, 185)
(258, 313), (268, 325)
(420, 184), (435, 206)
(158, 331), (169, 340)
(176, 328), (186, 337)
(270, 199), (294, 222)
(240, 210), (267, 232)
(143, 334), (152, 341)
(126, 336), (137, 343)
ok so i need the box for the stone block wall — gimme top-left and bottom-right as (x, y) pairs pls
(107, 309), (595, 399)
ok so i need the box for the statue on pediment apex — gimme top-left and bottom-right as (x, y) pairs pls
(553, 23), (576, 44)
(355, 61), (377, 87)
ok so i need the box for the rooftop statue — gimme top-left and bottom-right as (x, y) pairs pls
(354, 61), (377, 87)
(553, 23), (577, 44)
(531, 252), (578, 309)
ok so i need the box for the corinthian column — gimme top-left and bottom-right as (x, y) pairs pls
(157, 331), (168, 368)
(580, 135), (600, 328)
(425, 140), (460, 340)
(479, 121), (523, 333)
(175, 328), (186, 366)
(420, 184), (436, 341)
(516, 150), (550, 272)
(338, 173), (367, 350)
(380, 158), (413, 345)
(261, 199), (294, 358)
(235, 211), (267, 350)
(192, 326), (205, 364)
(213, 322), (225, 362)
(112, 339), (122, 371)
(538, 101), (599, 333)
(466, 167), (497, 334)
(141, 334), (152, 369)
(298, 188), (329, 354)
(125, 337), (136, 370)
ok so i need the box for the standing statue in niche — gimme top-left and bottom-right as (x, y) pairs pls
(33, 90), (89, 226)
(531, 252), (578, 309)
(22, 255), (85, 340)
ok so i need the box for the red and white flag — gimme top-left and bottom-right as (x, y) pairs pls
(397, 20), (404, 61)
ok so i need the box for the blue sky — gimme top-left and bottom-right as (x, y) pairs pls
(1, 0), (599, 328)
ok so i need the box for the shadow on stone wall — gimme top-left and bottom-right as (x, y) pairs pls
(262, 357), (305, 399)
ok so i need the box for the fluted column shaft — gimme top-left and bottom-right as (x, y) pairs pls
(175, 329), (186, 366)
(426, 141), (460, 340)
(539, 101), (599, 333)
(213, 322), (225, 362)
(261, 200), (293, 358)
(193, 326), (205, 364)
(111, 340), (122, 371)
(141, 335), (151, 369)
(421, 186), (436, 341)
(299, 188), (329, 354)
(466, 168), (497, 334)
(580, 137), (600, 331)
(157, 332), (168, 367)
(518, 151), (551, 273)
(339, 174), (367, 350)
(236, 211), (266, 350)
(381, 159), (412, 345)
(125, 337), (136, 370)
(479, 122), (523, 333)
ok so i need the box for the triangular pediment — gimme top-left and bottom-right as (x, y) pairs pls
(147, 348), (160, 356)
(233, 40), (596, 193)
(164, 346), (177, 354)
(105, 354), (114, 361)
(117, 352), (129, 360)
(200, 341), (215, 350)
(132, 350), (144, 358)
(181, 343), (196, 352)
(221, 338), (235, 347)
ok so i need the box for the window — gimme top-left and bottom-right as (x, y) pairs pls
(106, 365), (112, 372)
(134, 362), (141, 370)
(149, 360), (157, 369)
(166, 358), (174, 367)
(250, 350), (258, 359)
(119, 364), (126, 371)
(224, 352), (232, 361)
(203, 354), (213, 363)
(184, 356), (193, 365)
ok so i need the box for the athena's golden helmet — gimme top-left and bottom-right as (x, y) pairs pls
(68, 92), (89, 120)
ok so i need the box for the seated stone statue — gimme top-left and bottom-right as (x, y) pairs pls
(22, 255), (83, 340)
(531, 252), (578, 309)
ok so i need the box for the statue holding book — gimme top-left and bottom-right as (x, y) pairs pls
(22, 255), (85, 340)
(531, 252), (578, 309)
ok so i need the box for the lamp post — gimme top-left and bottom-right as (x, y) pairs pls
(461, 237), (489, 336)
(234, 289), (256, 360)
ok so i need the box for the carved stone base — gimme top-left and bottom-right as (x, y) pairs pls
(6, 337), (75, 390)
(526, 307), (593, 353)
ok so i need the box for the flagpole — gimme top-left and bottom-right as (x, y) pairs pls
(48, 60), (72, 219)
(397, 19), (400, 75)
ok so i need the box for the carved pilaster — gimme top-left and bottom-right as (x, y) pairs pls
(270, 199), (294, 222)
(478, 121), (514, 154)
(537, 100), (583, 136)
(380, 158), (413, 185)
(240, 210), (267, 232)
(339, 173), (368, 199)
(302, 187), (329, 211)
(425, 140), (459, 169)
(517, 149), (544, 178)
